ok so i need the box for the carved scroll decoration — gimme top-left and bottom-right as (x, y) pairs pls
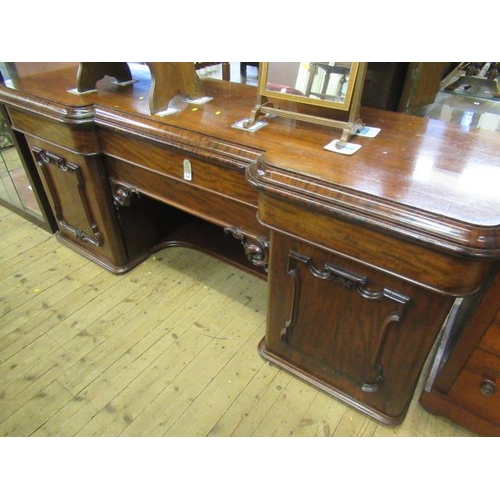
(281, 250), (410, 392)
(110, 181), (140, 208)
(224, 226), (269, 271)
(32, 147), (102, 247)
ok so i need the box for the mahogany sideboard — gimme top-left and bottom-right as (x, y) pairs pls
(1, 64), (500, 429)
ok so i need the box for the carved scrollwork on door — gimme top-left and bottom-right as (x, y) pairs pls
(224, 226), (269, 271)
(281, 250), (410, 392)
(32, 146), (102, 247)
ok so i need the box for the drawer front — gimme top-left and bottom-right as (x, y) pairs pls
(258, 192), (491, 296)
(8, 107), (100, 154)
(99, 129), (258, 207)
(448, 348), (500, 424)
(479, 312), (500, 356)
(106, 156), (264, 238)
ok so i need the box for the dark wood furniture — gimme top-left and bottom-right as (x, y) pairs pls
(420, 269), (500, 436)
(361, 63), (409, 111)
(397, 62), (450, 113)
(1, 64), (499, 428)
(361, 63), (454, 113)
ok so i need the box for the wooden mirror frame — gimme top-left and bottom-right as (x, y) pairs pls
(245, 62), (367, 142)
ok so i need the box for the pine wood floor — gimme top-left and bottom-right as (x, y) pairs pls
(0, 205), (476, 437)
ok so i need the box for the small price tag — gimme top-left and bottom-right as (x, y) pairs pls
(324, 140), (362, 155)
(232, 118), (268, 132)
(355, 126), (381, 138)
(183, 159), (192, 181)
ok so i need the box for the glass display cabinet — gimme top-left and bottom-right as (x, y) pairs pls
(0, 63), (57, 231)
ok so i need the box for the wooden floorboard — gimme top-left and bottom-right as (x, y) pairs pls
(0, 205), (477, 437)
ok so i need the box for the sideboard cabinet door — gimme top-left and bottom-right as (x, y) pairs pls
(261, 232), (454, 424)
(28, 137), (128, 272)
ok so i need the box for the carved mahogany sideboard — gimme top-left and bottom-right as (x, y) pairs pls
(1, 64), (500, 428)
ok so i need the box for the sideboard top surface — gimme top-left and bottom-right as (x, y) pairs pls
(2, 63), (500, 256)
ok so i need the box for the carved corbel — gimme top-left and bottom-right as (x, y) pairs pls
(224, 226), (269, 271)
(110, 181), (140, 208)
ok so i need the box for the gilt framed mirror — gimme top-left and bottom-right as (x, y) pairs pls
(244, 62), (367, 142)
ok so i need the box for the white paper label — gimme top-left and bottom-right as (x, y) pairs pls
(355, 126), (381, 138)
(183, 159), (192, 181)
(324, 140), (362, 155)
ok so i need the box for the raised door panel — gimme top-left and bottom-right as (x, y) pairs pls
(28, 137), (127, 270)
(279, 249), (412, 392)
(262, 232), (453, 424)
(32, 146), (99, 245)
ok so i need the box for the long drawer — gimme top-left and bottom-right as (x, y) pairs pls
(99, 129), (258, 207)
(105, 156), (264, 238)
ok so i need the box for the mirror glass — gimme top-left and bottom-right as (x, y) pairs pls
(261, 62), (360, 111)
(0, 123), (43, 217)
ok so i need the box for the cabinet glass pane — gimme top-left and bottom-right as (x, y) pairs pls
(0, 123), (42, 217)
